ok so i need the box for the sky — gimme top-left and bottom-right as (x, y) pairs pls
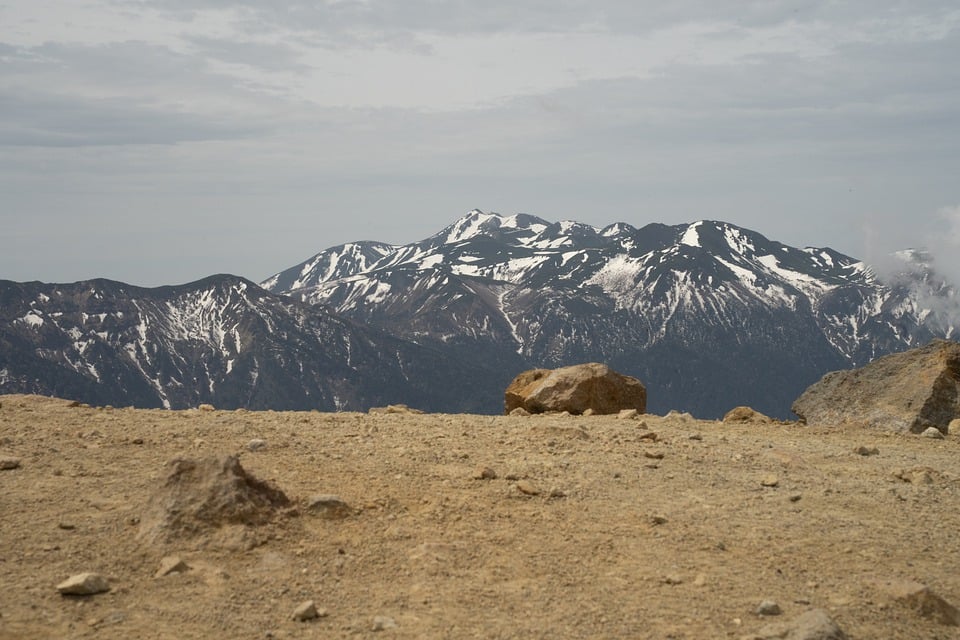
(2, 1), (959, 287)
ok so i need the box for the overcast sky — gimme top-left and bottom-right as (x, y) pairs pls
(2, 1), (959, 286)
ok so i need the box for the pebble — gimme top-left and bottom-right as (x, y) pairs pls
(372, 616), (397, 631)
(305, 495), (352, 519)
(473, 466), (497, 480)
(644, 450), (665, 460)
(949, 418), (960, 435)
(788, 494), (802, 503)
(155, 556), (190, 578)
(922, 427), (945, 440)
(760, 475), (779, 488)
(651, 515), (668, 525)
(198, 403), (216, 411)
(548, 488), (567, 499)
(754, 608), (845, 640)
(617, 409), (639, 420)
(509, 407), (530, 417)
(516, 481), (541, 496)
(292, 600), (319, 622)
(756, 600), (782, 616)
(57, 572), (110, 596)
(854, 446), (879, 456)
(0, 457), (21, 471)
(663, 574), (684, 585)
(247, 438), (268, 452)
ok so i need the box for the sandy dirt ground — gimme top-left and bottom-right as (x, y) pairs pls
(2, 394), (960, 639)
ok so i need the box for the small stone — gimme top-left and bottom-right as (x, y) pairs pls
(0, 457), (21, 471)
(948, 418), (960, 435)
(155, 556), (189, 578)
(755, 609), (846, 640)
(58, 522), (76, 530)
(516, 481), (541, 496)
(549, 488), (567, 499)
(57, 573), (110, 596)
(247, 438), (267, 452)
(760, 475), (779, 488)
(372, 616), (397, 631)
(689, 433), (703, 441)
(509, 407), (531, 417)
(304, 495), (352, 519)
(651, 515), (668, 525)
(473, 466), (497, 480)
(292, 600), (319, 622)
(644, 450), (665, 460)
(582, 408), (596, 417)
(617, 409), (639, 419)
(663, 574), (684, 585)
(638, 431), (659, 441)
(198, 403), (216, 411)
(756, 600), (782, 616)
(922, 427), (945, 440)
(132, 438), (144, 445)
(789, 494), (803, 503)
(854, 446), (879, 456)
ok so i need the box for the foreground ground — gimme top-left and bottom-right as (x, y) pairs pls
(1, 394), (959, 639)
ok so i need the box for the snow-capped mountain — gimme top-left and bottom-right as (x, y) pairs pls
(262, 210), (960, 418)
(0, 275), (502, 412)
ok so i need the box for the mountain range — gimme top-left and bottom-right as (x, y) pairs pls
(2, 210), (957, 417)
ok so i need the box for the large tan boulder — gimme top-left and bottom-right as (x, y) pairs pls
(504, 363), (646, 416)
(792, 339), (960, 433)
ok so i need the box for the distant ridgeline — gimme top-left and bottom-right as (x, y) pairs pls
(2, 210), (959, 418)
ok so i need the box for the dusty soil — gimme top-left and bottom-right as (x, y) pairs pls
(1, 394), (960, 639)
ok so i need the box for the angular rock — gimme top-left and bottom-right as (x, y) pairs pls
(922, 427), (944, 440)
(0, 456), (21, 470)
(754, 608), (846, 639)
(853, 446), (879, 456)
(292, 600), (319, 622)
(792, 340), (960, 433)
(724, 406), (772, 424)
(509, 407), (531, 417)
(617, 409), (639, 419)
(304, 495), (352, 519)
(756, 600), (782, 616)
(516, 480), (541, 496)
(870, 577), (960, 626)
(504, 363), (646, 416)
(369, 404), (424, 415)
(57, 572), (110, 596)
(197, 404), (216, 411)
(472, 466), (497, 480)
(155, 556), (190, 577)
(246, 438), (268, 452)
(372, 616), (397, 631)
(137, 455), (291, 545)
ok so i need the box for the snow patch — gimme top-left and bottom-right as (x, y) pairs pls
(680, 222), (703, 248)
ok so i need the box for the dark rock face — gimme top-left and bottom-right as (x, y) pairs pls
(792, 339), (960, 433)
(504, 363), (646, 415)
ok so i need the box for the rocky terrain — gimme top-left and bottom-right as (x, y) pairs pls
(2, 394), (960, 639)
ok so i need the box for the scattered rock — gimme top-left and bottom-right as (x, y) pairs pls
(663, 574), (684, 585)
(922, 427), (945, 440)
(949, 418), (960, 435)
(292, 600), (319, 622)
(548, 488), (567, 499)
(197, 403), (216, 411)
(516, 481), (541, 496)
(304, 495), (352, 520)
(369, 404), (424, 415)
(792, 339), (960, 433)
(372, 616), (397, 631)
(0, 457), (21, 470)
(155, 556), (189, 577)
(473, 466), (497, 480)
(651, 515), (668, 525)
(582, 408), (596, 417)
(756, 600), (782, 616)
(504, 363), (646, 416)
(57, 572), (110, 596)
(753, 608), (847, 639)
(893, 467), (939, 485)
(854, 446), (879, 456)
(509, 407), (531, 417)
(761, 475), (780, 488)
(789, 494), (803, 503)
(644, 450), (665, 460)
(666, 410), (695, 422)
(724, 406), (772, 424)
(137, 455), (291, 546)
(246, 438), (268, 452)
(870, 577), (960, 626)
(618, 409), (639, 419)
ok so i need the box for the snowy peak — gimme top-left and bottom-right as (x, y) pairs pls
(434, 209), (550, 245)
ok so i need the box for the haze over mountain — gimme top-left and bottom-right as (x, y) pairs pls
(2, 211), (957, 418)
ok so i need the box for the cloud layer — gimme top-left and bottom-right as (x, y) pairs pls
(1, 1), (959, 285)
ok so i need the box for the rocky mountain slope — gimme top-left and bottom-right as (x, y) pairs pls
(0, 275), (500, 412)
(2, 210), (957, 416)
(262, 210), (960, 417)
